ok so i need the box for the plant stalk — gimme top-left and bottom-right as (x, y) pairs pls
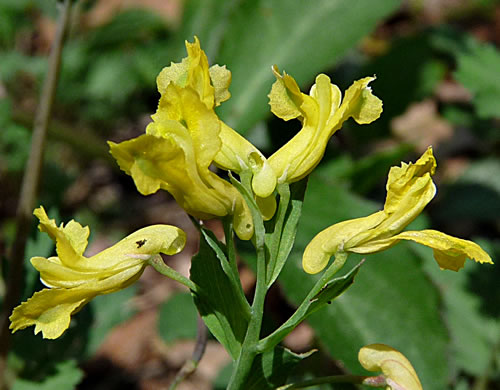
(226, 231), (267, 389)
(148, 255), (198, 292)
(256, 253), (348, 353)
(169, 315), (208, 390)
(0, 1), (72, 387)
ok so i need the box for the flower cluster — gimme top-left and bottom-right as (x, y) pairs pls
(109, 37), (383, 238)
(10, 37), (492, 348)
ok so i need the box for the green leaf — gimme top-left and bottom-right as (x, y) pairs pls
(190, 229), (250, 359)
(267, 179), (307, 287)
(246, 347), (315, 389)
(11, 360), (83, 390)
(158, 292), (198, 343)
(418, 240), (500, 377)
(215, 0), (402, 133)
(215, 347), (314, 390)
(307, 261), (363, 314)
(258, 261), (362, 352)
(278, 161), (451, 390)
(454, 39), (500, 119)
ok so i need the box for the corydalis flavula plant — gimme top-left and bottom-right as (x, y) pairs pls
(11, 37), (493, 389)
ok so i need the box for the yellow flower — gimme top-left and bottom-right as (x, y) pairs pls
(358, 344), (423, 390)
(302, 147), (493, 274)
(109, 37), (279, 233)
(10, 207), (186, 339)
(157, 37), (277, 200)
(267, 65), (383, 184)
(109, 82), (254, 240)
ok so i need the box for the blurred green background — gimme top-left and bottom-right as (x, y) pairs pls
(0, 0), (499, 389)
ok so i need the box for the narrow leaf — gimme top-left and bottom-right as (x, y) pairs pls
(268, 179), (308, 287)
(190, 229), (250, 359)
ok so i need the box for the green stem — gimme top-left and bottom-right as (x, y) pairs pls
(227, 229), (267, 389)
(0, 1), (73, 387)
(226, 172), (268, 389)
(148, 255), (198, 292)
(277, 374), (377, 389)
(256, 253), (348, 353)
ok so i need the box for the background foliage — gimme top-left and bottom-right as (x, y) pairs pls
(0, 0), (499, 389)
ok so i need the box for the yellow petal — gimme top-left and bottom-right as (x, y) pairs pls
(384, 147), (436, 215)
(214, 122), (277, 199)
(358, 344), (423, 390)
(32, 224), (186, 288)
(157, 57), (189, 92)
(346, 148), (437, 249)
(268, 65), (304, 121)
(302, 211), (386, 274)
(152, 84), (222, 169)
(157, 37), (215, 108)
(268, 74), (334, 183)
(157, 37), (230, 109)
(109, 137), (163, 195)
(10, 264), (145, 339)
(110, 133), (229, 219)
(34, 207), (89, 266)
(390, 230), (493, 271)
(230, 191), (255, 240)
(209, 64), (231, 106)
(268, 71), (381, 184)
(255, 195), (277, 222)
(338, 77), (383, 125)
(10, 288), (89, 339)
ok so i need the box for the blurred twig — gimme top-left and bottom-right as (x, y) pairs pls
(168, 315), (208, 390)
(11, 109), (114, 165)
(0, 1), (73, 387)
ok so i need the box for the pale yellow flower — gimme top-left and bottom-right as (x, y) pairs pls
(267, 65), (383, 184)
(157, 37), (277, 200)
(10, 207), (186, 339)
(303, 147), (493, 273)
(359, 344), (423, 390)
(109, 83), (254, 240)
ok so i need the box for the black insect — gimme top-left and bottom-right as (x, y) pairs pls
(136, 239), (147, 248)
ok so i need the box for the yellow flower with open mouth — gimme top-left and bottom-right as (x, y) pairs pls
(10, 207), (186, 339)
(109, 82), (254, 240)
(267, 65), (383, 184)
(109, 37), (278, 235)
(157, 37), (277, 200)
(359, 344), (423, 390)
(302, 147), (493, 274)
